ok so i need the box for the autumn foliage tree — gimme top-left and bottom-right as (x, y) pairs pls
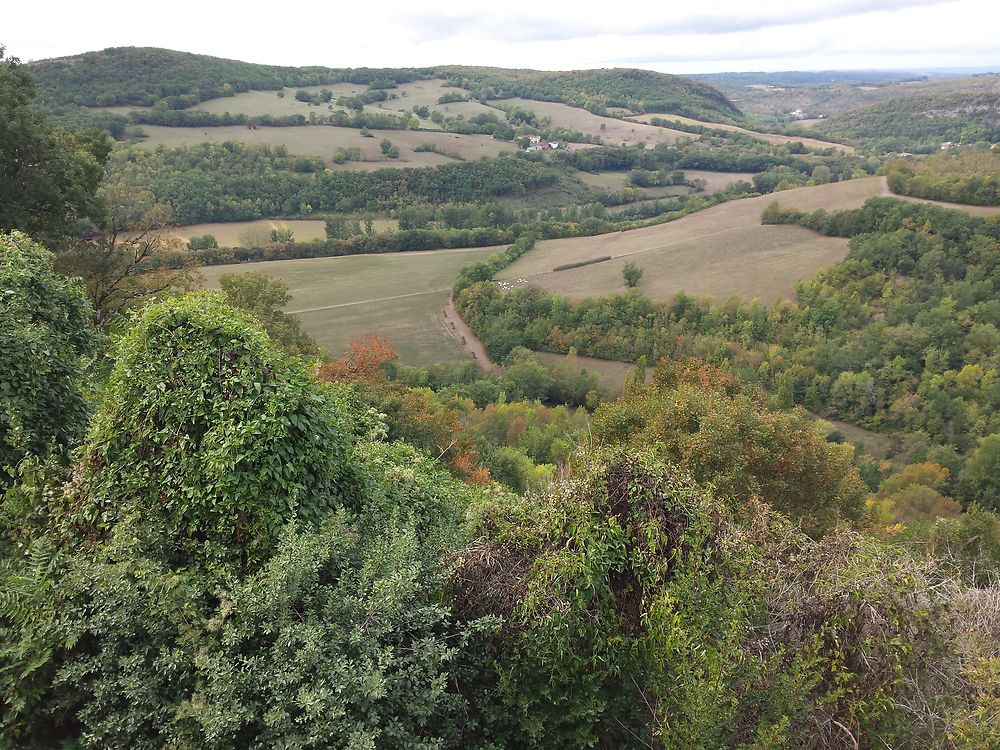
(318, 336), (490, 483)
(592, 357), (867, 535)
(318, 333), (398, 383)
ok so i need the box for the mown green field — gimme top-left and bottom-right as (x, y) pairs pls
(199, 246), (500, 364)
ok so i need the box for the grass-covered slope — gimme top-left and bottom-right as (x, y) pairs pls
(432, 66), (743, 123)
(27, 46), (424, 109)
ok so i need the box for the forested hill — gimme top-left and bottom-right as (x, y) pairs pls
(27, 47), (742, 126)
(436, 65), (743, 123)
(27, 47), (426, 109)
(813, 88), (1000, 152)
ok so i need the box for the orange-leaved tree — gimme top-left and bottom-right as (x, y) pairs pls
(593, 356), (867, 536)
(318, 335), (490, 484)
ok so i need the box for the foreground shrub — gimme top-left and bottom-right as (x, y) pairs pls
(71, 292), (358, 568)
(0, 232), (99, 485)
(1, 295), (485, 748)
(453, 447), (999, 749)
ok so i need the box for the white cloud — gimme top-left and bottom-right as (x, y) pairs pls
(5, 0), (1000, 72)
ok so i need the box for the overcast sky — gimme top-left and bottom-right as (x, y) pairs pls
(6, 0), (1000, 73)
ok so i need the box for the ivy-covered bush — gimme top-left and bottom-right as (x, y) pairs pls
(1, 294), (491, 749)
(453, 447), (996, 749)
(0, 231), (99, 485)
(72, 292), (358, 567)
(453, 449), (758, 749)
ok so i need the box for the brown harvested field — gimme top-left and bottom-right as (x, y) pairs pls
(493, 98), (692, 146)
(498, 177), (889, 303)
(167, 218), (397, 247)
(682, 170), (756, 192)
(628, 112), (854, 153)
(129, 124), (516, 167)
(890, 192), (1000, 217)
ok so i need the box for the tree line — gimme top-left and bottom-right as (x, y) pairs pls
(455, 197), (1000, 515)
(887, 150), (1000, 206)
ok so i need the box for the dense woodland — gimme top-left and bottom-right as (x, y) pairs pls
(435, 66), (744, 122)
(3, 44), (1000, 750)
(887, 149), (1000, 205)
(28, 47), (423, 109)
(102, 130), (867, 226)
(814, 92), (1000, 152)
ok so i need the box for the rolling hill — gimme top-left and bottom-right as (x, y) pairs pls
(497, 177), (1000, 303)
(27, 46), (420, 108)
(813, 90), (1000, 151)
(435, 66), (744, 123)
(27, 47), (742, 134)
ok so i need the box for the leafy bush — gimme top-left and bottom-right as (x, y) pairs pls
(71, 292), (358, 567)
(0, 232), (100, 485)
(454, 447), (998, 748)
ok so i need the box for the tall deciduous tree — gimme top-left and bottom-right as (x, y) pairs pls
(219, 272), (319, 357)
(958, 433), (1000, 511)
(0, 47), (110, 244)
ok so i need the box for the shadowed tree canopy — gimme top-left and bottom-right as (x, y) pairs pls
(0, 47), (110, 244)
(591, 358), (868, 535)
(219, 272), (319, 357)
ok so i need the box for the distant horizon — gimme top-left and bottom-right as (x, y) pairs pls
(7, 0), (1000, 76)
(13, 44), (1000, 80)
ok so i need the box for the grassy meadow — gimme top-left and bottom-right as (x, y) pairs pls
(169, 218), (397, 247)
(628, 112), (855, 153)
(682, 169), (756, 192)
(188, 83), (366, 116)
(130, 123), (516, 167)
(890, 193), (1000, 217)
(492, 98), (692, 146)
(574, 169), (753, 194)
(182, 79), (502, 127)
(532, 351), (648, 396)
(199, 246), (500, 364)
